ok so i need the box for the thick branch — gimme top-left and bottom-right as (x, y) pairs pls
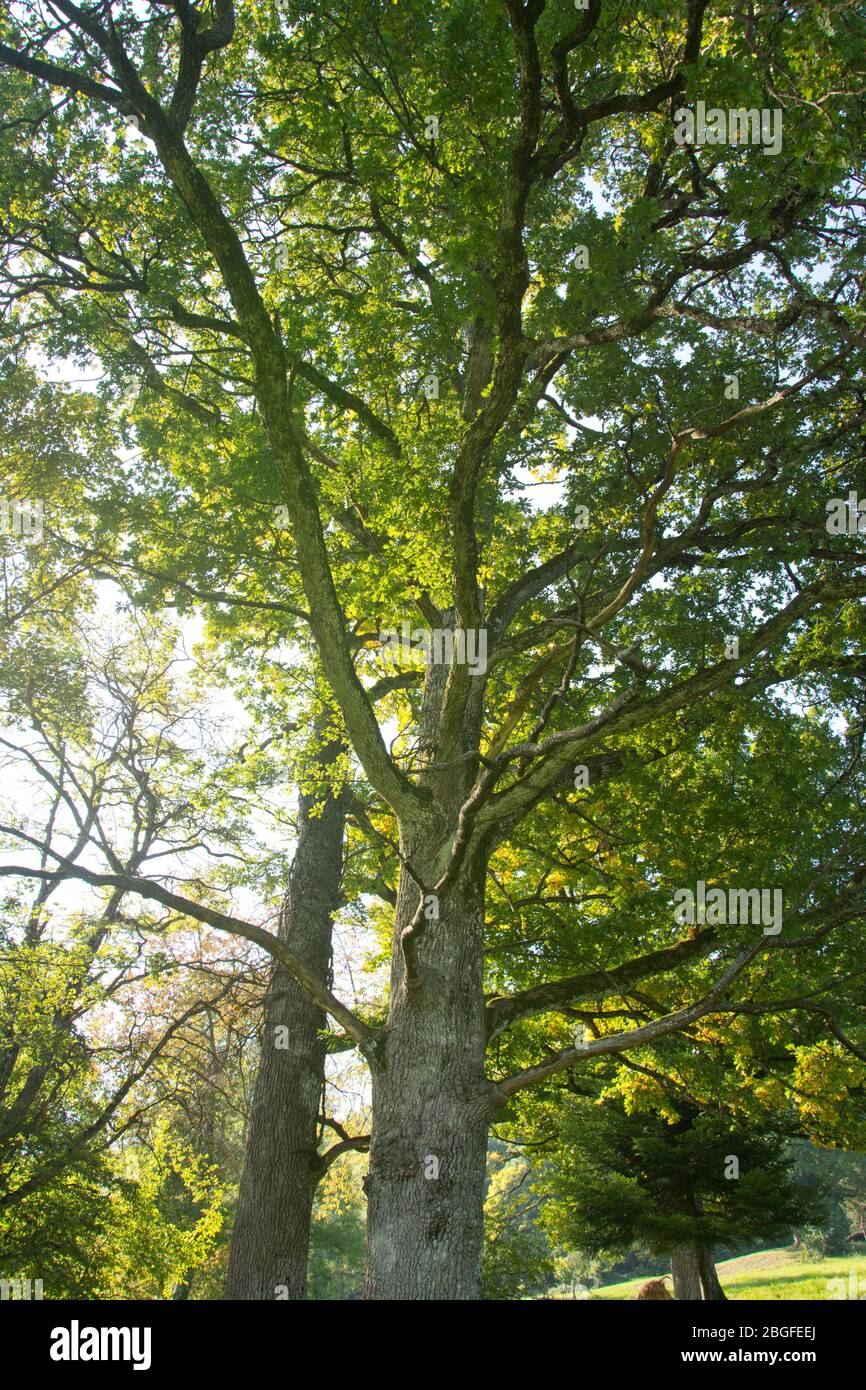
(485, 928), (719, 1040)
(0, 857), (379, 1055)
(495, 935), (767, 1098)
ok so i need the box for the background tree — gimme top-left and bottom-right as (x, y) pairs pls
(482, 1144), (555, 1300)
(540, 1096), (823, 1299)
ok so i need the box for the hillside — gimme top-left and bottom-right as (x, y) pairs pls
(589, 1249), (866, 1301)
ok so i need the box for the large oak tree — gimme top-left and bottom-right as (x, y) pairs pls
(1, 0), (865, 1298)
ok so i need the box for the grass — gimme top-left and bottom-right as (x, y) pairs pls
(587, 1247), (866, 1300)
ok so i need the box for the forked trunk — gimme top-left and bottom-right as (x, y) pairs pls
(225, 770), (344, 1300)
(671, 1241), (704, 1300)
(698, 1243), (727, 1300)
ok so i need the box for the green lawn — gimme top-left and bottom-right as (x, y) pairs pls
(588, 1248), (866, 1300)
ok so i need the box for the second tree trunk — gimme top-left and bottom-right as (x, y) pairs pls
(225, 765), (344, 1300)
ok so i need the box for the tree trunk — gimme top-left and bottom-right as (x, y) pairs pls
(698, 1243), (727, 1300)
(670, 1241), (704, 1300)
(364, 829), (494, 1300)
(225, 764), (344, 1300)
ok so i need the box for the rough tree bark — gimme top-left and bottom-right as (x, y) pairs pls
(671, 1241), (704, 1300)
(363, 661), (496, 1301)
(364, 836), (492, 1300)
(698, 1242), (728, 1300)
(225, 757), (345, 1300)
